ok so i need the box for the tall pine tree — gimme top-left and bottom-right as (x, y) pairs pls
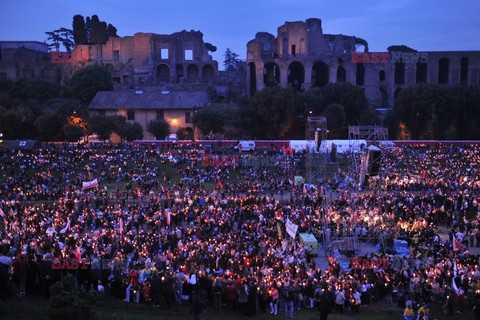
(72, 15), (88, 44)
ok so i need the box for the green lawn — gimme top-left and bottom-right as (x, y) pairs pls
(0, 296), (463, 320)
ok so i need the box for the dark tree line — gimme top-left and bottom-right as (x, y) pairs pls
(72, 14), (118, 45)
(387, 84), (480, 139)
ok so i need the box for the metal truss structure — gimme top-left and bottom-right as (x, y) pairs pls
(305, 117), (328, 185)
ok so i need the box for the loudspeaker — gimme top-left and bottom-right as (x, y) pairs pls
(367, 150), (381, 175)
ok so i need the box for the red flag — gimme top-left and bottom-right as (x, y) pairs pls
(82, 178), (98, 191)
(74, 247), (81, 261)
(217, 180), (223, 189)
(165, 211), (171, 225)
(453, 238), (463, 252)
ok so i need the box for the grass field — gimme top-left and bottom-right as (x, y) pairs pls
(0, 296), (465, 320)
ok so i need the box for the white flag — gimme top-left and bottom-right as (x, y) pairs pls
(286, 218), (298, 239)
(82, 178), (99, 191)
(59, 219), (71, 234)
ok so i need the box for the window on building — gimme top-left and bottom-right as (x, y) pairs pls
(122, 75), (130, 83)
(416, 63), (427, 83)
(97, 110), (106, 115)
(156, 110), (164, 120)
(394, 63), (405, 84)
(161, 49), (169, 59)
(112, 77), (121, 83)
(113, 50), (120, 62)
(185, 111), (191, 123)
(127, 110), (135, 121)
(138, 77), (144, 84)
(356, 63), (365, 86)
(291, 45), (296, 57)
(438, 58), (449, 84)
(185, 50), (193, 60)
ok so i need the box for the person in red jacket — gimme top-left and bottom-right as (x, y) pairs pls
(124, 266), (140, 303)
(12, 253), (28, 297)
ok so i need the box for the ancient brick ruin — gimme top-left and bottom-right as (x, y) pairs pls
(1, 18), (479, 109)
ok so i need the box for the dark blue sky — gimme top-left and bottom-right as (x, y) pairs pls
(1, 0), (479, 68)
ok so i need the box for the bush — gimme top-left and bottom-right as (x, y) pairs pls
(48, 274), (98, 320)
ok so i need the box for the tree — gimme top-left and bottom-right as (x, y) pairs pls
(147, 119), (171, 139)
(83, 15), (116, 44)
(176, 127), (193, 140)
(88, 114), (116, 141)
(48, 273), (97, 320)
(58, 28), (74, 53)
(63, 124), (86, 142)
(223, 48), (239, 71)
(0, 106), (36, 139)
(310, 83), (368, 125)
(324, 103), (345, 138)
(45, 28), (74, 53)
(72, 15), (88, 44)
(35, 113), (65, 141)
(10, 79), (63, 101)
(392, 84), (439, 139)
(68, 65), (113, 104)
(358, 106), (381, 126)
(45, 31), (62, 51)
(106, 24), (118, 39)
(250, 87), (299, 139)
(119, 122), (143, 141)
(192, 107), (225, 138)
(88, 15), (102, 44)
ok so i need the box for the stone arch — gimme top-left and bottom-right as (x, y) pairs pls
(186, 64), (199, 82)
(416, 63), (427, 83)
(460, 57), (469, 84)
(156, 63), (170, 83)
(355, 43), (366, 53)
(337, 65), (346, 82)
(438, 58), (449, 84)
(312, 61), (329, 87)
(175, 64), (184, 83)
(380, 87), (388, 107)
(379, 70), (386, 81)
(248, 62), (257, 97)
(356, 63), (365, 86)
(263, 62), (280, 87)
(202, 64), (214, 83)
(288, 61), (305, 91)
(394, 62), (405, 84)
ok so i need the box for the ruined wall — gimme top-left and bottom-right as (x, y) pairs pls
(68, 30), (219, 88)
(246, 18), (480, 110)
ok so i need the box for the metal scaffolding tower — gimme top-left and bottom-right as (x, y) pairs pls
(348, 125), (388, 190)
(305, 117), (328, 184)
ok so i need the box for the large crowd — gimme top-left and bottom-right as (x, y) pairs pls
(1, 143), (480, 319)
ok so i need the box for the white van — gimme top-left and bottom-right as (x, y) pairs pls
(165, 133), (177, 141)
(234, 140), (255, 151)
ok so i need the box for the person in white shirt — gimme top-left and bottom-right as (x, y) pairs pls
(335, 289), (346, 313)
(353, 289), (361, 313)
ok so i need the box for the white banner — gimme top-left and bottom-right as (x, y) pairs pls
(82, 178), (99, 191)
(286, 218), (298, 239)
